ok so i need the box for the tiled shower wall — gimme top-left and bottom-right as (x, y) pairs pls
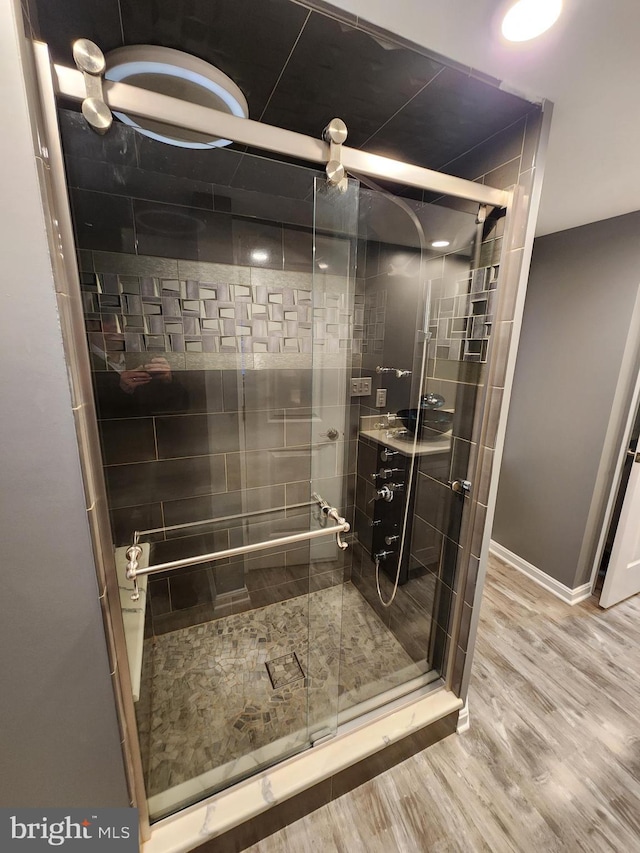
(62, 104), (361, 634)
(78, 249), (358, 635)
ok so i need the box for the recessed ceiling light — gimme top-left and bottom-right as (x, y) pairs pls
(431, 240), (450, 249)
(104, 45), (248, 149)
(251, 249), (269, 263)
(501, 0), (562, 42)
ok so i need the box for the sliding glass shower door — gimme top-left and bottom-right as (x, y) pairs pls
(62, 106), (366, 817)
(58, 85), (503, 821)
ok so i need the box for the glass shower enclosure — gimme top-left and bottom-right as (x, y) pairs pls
(43, 43), (510, 825)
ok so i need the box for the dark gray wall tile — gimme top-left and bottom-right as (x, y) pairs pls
(244, 410), (286, 451)
(100, 417), (156, 465)
(283, 226), (313, 272)
(249, 577), (309, 608)
(410, 515), (443, 573)
(120, 0), (310, 120)
(156, 412), (241, 459)
(149, 578), (171, 617)
(70, 189), (135, 253)
(134, 199), (234, 263)
(162, 484), (286, 530)
(464, 555), (480, 606)
(233, 218), (284, 270)
(151, 529), (228, 568)
(440, 115), (527, 181)
(238, 369), (313, 411)
(458, 602), (473, 651)
(105, 453), (228, 508)
(59, 110), (137, 168)
(66, 157), (215, 211)
(169, 567), (215, 610)
(414, 472), (464, 543)
(110, 502), (163, 547)
(152, 602), (216, 634)
(32, 0), (123, 64)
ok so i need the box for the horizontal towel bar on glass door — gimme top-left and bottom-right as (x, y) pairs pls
(131, 500), (316, 545)
(124, 493), (350, 601)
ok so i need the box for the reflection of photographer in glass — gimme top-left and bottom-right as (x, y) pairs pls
(89, 315), (188, 416)
(118, 356), (173, 395)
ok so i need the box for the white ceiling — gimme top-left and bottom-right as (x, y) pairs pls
(331, 0), (640, 236)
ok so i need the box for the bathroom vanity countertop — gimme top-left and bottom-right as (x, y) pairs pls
(359, 428), (451, 457)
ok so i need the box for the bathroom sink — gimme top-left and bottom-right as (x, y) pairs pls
(396, 406), (454, 438)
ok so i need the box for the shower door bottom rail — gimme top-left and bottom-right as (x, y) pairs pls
(124, 495), (350, 600)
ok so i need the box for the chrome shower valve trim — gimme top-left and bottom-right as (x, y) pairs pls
(375, 366), (413, 379)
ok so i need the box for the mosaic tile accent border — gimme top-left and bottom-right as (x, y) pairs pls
(429, 264), (499, 364)
(81, 262), (355, 357)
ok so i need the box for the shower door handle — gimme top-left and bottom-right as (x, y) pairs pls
(449, 479), (471, 495)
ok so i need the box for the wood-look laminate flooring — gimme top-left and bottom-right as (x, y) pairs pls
(245, 555), (640, 852)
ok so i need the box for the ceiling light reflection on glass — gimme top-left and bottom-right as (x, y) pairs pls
(251, 249), (269, 263)
(501, 0), (562, 42)
(431, 240), (450, 249)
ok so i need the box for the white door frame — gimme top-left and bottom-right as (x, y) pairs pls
(584, 281), (640, 598)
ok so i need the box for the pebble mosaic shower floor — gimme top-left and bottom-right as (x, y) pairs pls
(136, 582), (425, 798)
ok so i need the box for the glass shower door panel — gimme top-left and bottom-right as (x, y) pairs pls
(60, 104), (352, 818)
(349, 187), (487, 714)
(306, 177), (359, 739)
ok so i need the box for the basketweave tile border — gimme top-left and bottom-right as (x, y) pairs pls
(81, 252), (355, 360)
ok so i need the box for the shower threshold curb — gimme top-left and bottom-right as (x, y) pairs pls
(142, 688), (463, 853)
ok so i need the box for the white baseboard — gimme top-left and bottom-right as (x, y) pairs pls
(490, 541), (593, 605)
(456, 702), (470, 734)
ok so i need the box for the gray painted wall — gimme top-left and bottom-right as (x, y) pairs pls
(0, 0), (129, 807)
(493, 211), (640, 589)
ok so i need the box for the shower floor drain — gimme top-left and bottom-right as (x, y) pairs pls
(265, 653), (305, 690)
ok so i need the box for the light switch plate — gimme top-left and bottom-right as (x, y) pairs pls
(376, 388), (387, 407)
(350, 377), (372, 397)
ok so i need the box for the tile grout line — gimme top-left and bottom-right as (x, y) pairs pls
(359, 67), (446, 150)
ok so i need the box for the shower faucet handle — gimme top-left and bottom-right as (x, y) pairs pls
(386, 427), (409, 439)
(376, 366), (412, 379)
(374, 414), (400, 430)
(374, 549), (394, 561)
(377, 467), (403, 480)
(370, 485), (394, 503)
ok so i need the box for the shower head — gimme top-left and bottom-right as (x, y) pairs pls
(104, 45), (248, 149)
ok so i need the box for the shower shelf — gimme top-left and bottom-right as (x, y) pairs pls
(124, 493), (350, 601)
